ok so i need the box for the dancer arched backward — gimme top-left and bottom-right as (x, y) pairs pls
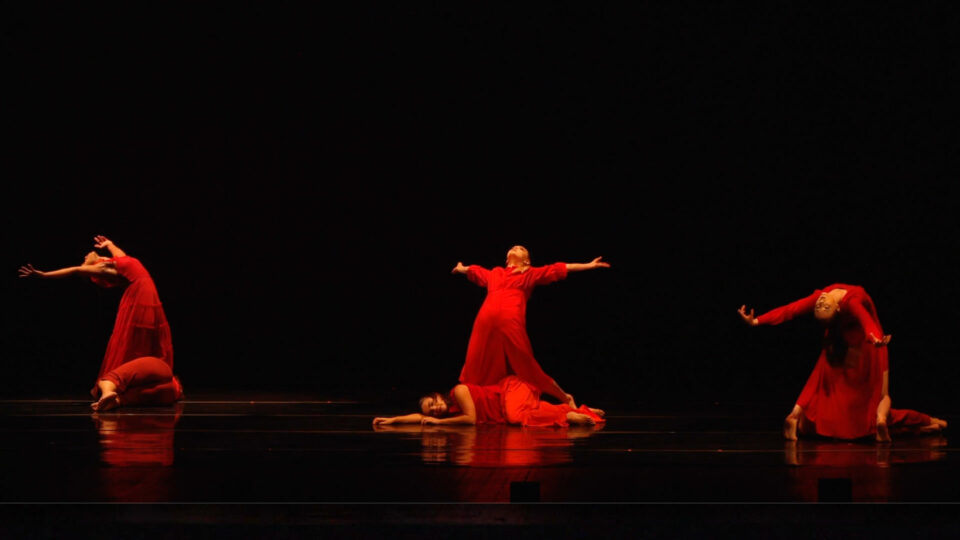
(19, 236), (182, 406)
(738, 283), (946, 442)
(372, 375), (606, 427)
(452, 245), (610, 409)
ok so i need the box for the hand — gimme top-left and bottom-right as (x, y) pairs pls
(738, 305), (759, 326)
(869, 333), (892, 347)
(420, 416), (441, 425)
(589, 256), (610, 269)
(372, 417), (394, 426)
(93, 235), (113, 249)
(451, 262), (468, 274)
(18, 264), (44, 278)
(565, 393), (577, 409)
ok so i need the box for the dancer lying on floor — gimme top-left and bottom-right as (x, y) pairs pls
(739, 283), (946, 442)
(372, 375), (605, 427)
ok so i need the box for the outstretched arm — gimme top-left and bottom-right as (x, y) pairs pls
(741, 290), (821, 327)
(565, 257), (610, 272)
(94, 235), (126, 258)
(372, 413), (427, 426)
(19, 262), (117, 279)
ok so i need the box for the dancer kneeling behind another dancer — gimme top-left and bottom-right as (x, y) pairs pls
(373, 375), (605, 427)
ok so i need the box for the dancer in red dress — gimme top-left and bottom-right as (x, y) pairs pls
(91, 355), (184, 411)
(739, 284), (946, 442)
(452, 245), (610, 408)
(19, 235), (179, 404)
(372, 375), (606, 427)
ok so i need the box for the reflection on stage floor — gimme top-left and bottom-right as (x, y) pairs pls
(1, 396), (956, 506)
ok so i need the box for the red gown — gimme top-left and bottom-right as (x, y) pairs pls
(93, 256), (174, 386)
(756, 283), (932, 439)
(448, 375), (604, 428)
(459, 263), (568, 395)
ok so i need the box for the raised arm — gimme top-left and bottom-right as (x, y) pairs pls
(565, 256), (610, 273)
(18, 262), (118, 279)
(94, 235), (126, 258)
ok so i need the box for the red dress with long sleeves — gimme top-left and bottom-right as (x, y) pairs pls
(459, 263), (568, 395)
(93, 256), (174, 384)
(448, 375), (604, 428)
(757, 283), (930, 439)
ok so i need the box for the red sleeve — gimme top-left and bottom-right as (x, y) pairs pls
(466, 265), (490, 287)
(846, 299), (884, 342)
(530, 262), (568, 286)
(113, 256), (135, 281)
(755, 289), (821, 326)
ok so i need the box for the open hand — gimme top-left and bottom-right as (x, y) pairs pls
(93, 235), (113, 249)
(738, 305), (759, 326)
(372, 417), (395, 426)
(869, 333), (892, 347)
(451, 262), (468, 274)
(18, 264), (44, 278)
(590, 256), (610, 269)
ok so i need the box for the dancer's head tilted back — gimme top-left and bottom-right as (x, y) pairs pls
(814, 292), (840, 322)
(83, 251), (102, 266)
(419, 392), (450, 418)
(505, 245), (531, 268)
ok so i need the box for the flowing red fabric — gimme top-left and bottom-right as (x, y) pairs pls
(448, 375), (604, 428)
(94, 256), (174, 386)
(757, 283), (932, 439)
(459, 263), (568, 395)
(101, 356), (184, 406)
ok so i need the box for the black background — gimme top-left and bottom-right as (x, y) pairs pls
(3, 2), (957, 413)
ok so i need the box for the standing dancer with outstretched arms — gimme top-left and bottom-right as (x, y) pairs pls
(738, 283), (945, 442)
(19, 235), (182, 410)
(452, 245), (609, 408)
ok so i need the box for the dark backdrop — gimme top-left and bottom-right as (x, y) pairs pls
(3, 2), (957, 413)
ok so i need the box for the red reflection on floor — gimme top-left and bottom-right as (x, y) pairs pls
(784, 434), (948, 501)
(91, 403), (184, 467)
(377, 424), (604, 467)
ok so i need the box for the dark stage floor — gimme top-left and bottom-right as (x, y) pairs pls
(2, 395), (959, 538)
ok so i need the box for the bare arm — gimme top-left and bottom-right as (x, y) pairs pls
(94, 235), (126, 258)
(18, 262), (117, 279)
(423, 385), (476, 425)
(372, 413), (427, 425)
(565, 256), (610, 272)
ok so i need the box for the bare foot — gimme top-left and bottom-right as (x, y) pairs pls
(918, 417), (948, 434)
(588, 407), (605, 418)
(91, 391), (120, 412)
(876, 420), (891, 443)
(783, 415), (798, 441)
(566, 412), (596, 426)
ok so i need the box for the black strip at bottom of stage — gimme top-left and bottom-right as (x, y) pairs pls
(1, 396), (958, 538)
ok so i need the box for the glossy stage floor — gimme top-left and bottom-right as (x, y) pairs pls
(2, 395), (959, 538)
